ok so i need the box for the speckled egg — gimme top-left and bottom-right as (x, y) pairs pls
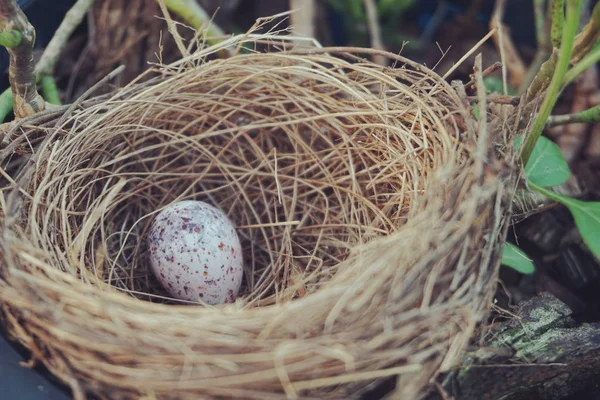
(147, 200), (243, 304)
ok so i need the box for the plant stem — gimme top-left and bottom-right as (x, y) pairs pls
(362, 0), (386, 65)
(0, 28), (19, 47)
(547, 103), (600, 127)
(40, 75), (61, 105)
(520, 0), (582, 166)
(570, 1), (600, 63)
(0, 0), (44, 119)
(0, 0), (92, 122)
(164, 0), (225, 43)
(529, 181), (566, 203)
(564, 43), (600, 85)
(0, 87), (13, 122)
(550, 0), (565, 48)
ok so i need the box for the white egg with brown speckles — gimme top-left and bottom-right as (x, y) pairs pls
(147, 200), (243, 304)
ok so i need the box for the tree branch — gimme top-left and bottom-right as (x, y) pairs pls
(547, 103), (600, 127)
(0, 0), (44, 118)
(35, 0), (94, 77)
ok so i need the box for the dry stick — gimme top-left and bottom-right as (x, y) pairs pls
(163, 0), (228, 50)
(33, 0), (95, 105)
(157, 0), (191, 59)
(362, 0), (386, 66)
(0, 0), (44, 119)
(466, 94), (519, 105)
(442, 28), (497, 79)
(35, 0), (94, 76)
(464, 61), (502, 90)
(490, 0), (526, 90)
(289, 0), (315, 45)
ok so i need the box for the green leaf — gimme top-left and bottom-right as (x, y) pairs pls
(529, 183), (600, 260)
(483, 76), (517, 95)
(568, 200), (600, 259)
(501, 243), (535, 274)
(515, 136), (571, 187)
(378, 0), (415, 14)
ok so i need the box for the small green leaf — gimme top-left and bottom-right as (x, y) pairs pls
(472, 103), (480, 120)
(568, 200), (600, 259)
(378, 0), (415, 13)
(515, 136), (571, 187)
(501, 243), (535, 274)
(529, 183), (600, 260)
(483, 76), (517, 95)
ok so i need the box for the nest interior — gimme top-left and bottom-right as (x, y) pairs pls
(0, 38), (515, 400)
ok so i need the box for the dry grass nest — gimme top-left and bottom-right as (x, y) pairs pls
(0, 35), (517, 399)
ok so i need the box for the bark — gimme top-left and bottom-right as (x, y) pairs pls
(428, 293), (600, 400)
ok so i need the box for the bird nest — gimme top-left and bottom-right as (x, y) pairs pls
(0, 35), (516, 399)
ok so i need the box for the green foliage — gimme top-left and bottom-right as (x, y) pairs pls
(483, 76), (517, 96)
(325, 0), (416, 47)
(520, 0), (581, 165)
(377, 0), (415, 14)
(566, 200), (600, 259)
(502, 136), (569, 275)
(515, 136), (570, 187)
(501, 243), (535, 274)
(529, 183), (600, 260)
(0, 30), (22, 48)
(502, 0), (600, 274)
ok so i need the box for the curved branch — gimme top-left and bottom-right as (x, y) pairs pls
(0, 0), (44, 118)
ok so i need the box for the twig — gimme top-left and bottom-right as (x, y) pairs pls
(40, 75), (61, 105)
(474, 53), (489, 170)
(0, 0), (44, 118)
(518, 0), (552, 94)
(547, 103), (600, 127)
(289, 0), (315, 41)
(362, 0), (386, 66)
(442, 28), (497, 79)
(555, 65), (597, 162)
(562, 3), (600, 86)
(35, 0), (94, 76)
(157, 0), (190, 59)
(467, 94), (519, 105)
(52, 65), (125, 130)
(464, 61), (502, 90)
(490, 0), (526, 89)
(164, 0), (226, 45)
(521, 0), (582, 165)
(564, 43), (600, 85)
(570, 1), (600, 63)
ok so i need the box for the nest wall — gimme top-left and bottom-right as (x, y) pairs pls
(0, 40), (515, 399)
